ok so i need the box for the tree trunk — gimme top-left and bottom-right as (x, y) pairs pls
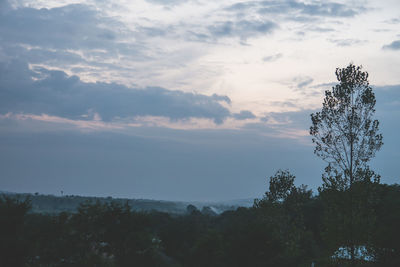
(350, 105), (355, 267)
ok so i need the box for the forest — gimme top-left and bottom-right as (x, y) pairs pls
(1, 65), (398, 267)
(1, 179), (400, 266)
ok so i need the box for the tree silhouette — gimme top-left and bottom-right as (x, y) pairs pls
(310, 63), (383, 265)
(310, 63), (383, 184)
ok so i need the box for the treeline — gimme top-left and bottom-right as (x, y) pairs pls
(6, 193), (189, 214)
(1, 192), (242, 215)
(1, 178), (400, 266)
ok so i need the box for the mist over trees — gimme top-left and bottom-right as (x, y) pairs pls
(1, 64), (399, 266)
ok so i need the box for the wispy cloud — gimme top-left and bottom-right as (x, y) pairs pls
(328, 38), (368, 46)
(207, 19), (277, 41)
(383, 40), (400, 50)
(262, 53), (283, 62)
(226, 0), (365, 18)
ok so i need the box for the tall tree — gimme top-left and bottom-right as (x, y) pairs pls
(310, 63), (383, 265)
(310, 63), (383, 185)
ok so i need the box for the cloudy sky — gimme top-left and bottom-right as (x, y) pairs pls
(0, 0), (399, 201)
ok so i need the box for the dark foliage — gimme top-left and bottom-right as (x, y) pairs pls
(2, 181), (399, 266)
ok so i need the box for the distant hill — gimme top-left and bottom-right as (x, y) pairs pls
(1, 192), (253, 215)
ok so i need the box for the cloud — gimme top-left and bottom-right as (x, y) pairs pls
(0, 2), (155, 74)
(2, 85), (398, 201)
(220, 0), (365, 42)
(144, 0), (190, 6)
(295, 77), (314, 89)
(382, 40), (400, 50)
(250, 83), (400, 143)
(0, 4), (120, 50)
(211, 93), (231, 104)
(226, 0), (365, 18)
(182, 19), (277, 43)
(233, 110), (256, 120)
(242, 109), (314, 143)
(328, 38), (367, 46)
(288, 76), (314, 92)
(307, 26), (335, 32)
(259, 109), (312, 127)
(207, 19), (277, 41)
(269, 100), (299, 109)
(262, 53), (283, 62)
(383, 17), (400, 24)
(285, 1), (362, 17)
(0, 60), (232, 124)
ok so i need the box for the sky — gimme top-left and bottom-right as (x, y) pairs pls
(0, 0), (399, 201)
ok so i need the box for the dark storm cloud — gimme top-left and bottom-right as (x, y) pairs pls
(382, 40), (400, 50)
(0, 60), (231, 124)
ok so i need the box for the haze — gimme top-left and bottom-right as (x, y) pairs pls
(0, 0), (399, 201)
